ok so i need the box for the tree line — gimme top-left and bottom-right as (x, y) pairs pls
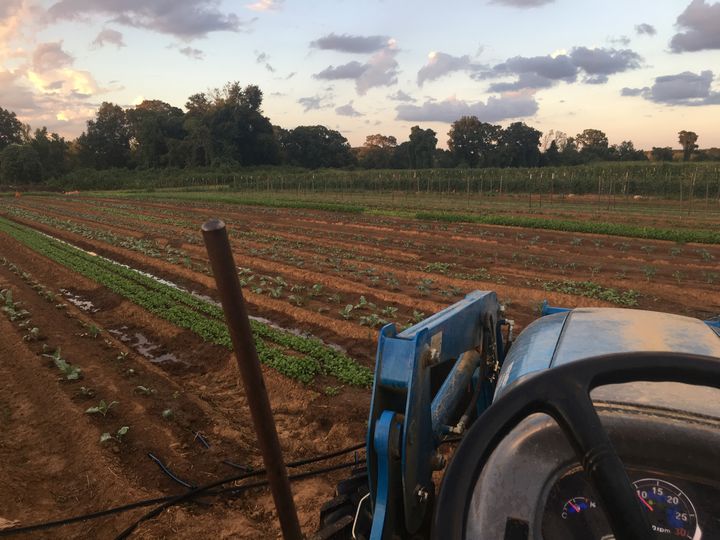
(0, 81), (713, 186)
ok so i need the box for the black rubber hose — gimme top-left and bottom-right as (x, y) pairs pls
(0, 442), (366, 537)
(114, 461), (358, 540)
(147, 453), (196, 489)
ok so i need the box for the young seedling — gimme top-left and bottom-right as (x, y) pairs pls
(42, 348), (83, 380)
(133, 385), (156, 396)
(22, 327), (41, 342)
(100, 426), (129, 444)
(78, 386), (96, 398)
(339, 304), (354, 320)
(162, 408), (174, 420)
(86, 400), (118, 417)
(116, 352), (129, 361)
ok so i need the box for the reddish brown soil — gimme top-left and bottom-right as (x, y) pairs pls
(1, 194), (718, 538)
(0, 232), (368, 538)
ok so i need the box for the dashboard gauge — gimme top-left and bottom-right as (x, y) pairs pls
(561, 496), (597, 519)
(633, 478), (700, 539)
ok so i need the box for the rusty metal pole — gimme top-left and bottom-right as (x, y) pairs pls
(202, 219), (302, 540)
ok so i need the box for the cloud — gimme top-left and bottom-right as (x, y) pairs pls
(255, 51), (275, 72)
(417, 52), (484, 86)
(310, 33), (391, 54)
(179, 46), (204, 60)
(495, 54), (577, 81)
(670, 0), (720, 52)
(621, 87), (645, 97)
(486, 46), (642, 90)
(315, 61), (367, 80)
(46, 0), (248, 40)
(246, 0), (283, 11)
(622, 70), (720, 105)
(635, 23), (657, 36)
(92, 28), (125, 48)
(388, 90), (414, 102)
(489, 0), (554, 6)
(396, 93), (539, 123)
(335, 101), (363, 117)
(314, 46), (399, 95)
(608, 36), (631, 46)
(32, 41), (74, 71)
(488, 72), (557, 92)
(569, 47), (642, 76)
(298, 94), (334, 111)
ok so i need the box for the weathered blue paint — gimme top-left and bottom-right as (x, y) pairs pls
(495, 307), (720, 398)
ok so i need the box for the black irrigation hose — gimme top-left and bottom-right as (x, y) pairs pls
(114, 461), (357, 540)
(0, 442), (366, 538)
(221, 441), (365, 473)
(147, 453), (196, 489)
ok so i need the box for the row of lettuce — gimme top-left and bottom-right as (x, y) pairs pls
(0, 216), (373, 387)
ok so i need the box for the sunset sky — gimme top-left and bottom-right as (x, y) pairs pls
(1, 0), (719, 148)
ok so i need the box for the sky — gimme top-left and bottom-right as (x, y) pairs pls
(1, 0), (719, 149)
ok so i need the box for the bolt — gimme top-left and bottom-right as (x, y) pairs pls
(417, 487), (429, 503)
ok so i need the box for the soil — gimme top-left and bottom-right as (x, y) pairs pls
(0, 194), (718, 538)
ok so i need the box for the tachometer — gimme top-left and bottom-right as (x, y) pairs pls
(633, 478), (699, 539)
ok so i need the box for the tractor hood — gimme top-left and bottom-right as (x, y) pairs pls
(495, 308), (720, 398)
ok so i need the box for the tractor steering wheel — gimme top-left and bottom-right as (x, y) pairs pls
(433, 352), (720, 540)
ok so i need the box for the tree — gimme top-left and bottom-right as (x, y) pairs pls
(498, 122), (542, 167)
(447, 116), (501, 168)
(0, 144), (42, 185)
(358, 134), (397, 169)
(126, 100), (186, 168)
(678, 130), (698, 162)
(408, 126), (437, 169)
(281, 126), (355, 168)
(0, 107), (25, 151)
(651, 147), (674, 162)
(612, 140), (647, 162)
(30, 128), (69, 178)
(575, 128), (609, 161)
(77, 102), (131, 169)
(204, 82), (279, 166)
(543, 140), (561, 166)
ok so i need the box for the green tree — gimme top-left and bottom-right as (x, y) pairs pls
(499, 122), (542, 167)
(447, 116), (501, 168)
(612, 140), (647, 162)
(358, 134), (397, 169)
(0, 107), (25, 151)
(205, 82), (279, 166)
(408, 126), (437, 169)
(575, 128), (609, 161)
(126, 100), (186, 168)
(0, 144), (42, 184)
(30, 128), (69, 178)
(651, 147), (674, 162)
(543, 140), (561, 166)
(282, 126), (354, 168)
(678, 130), (698, 162)
(77, 102), (131, 169)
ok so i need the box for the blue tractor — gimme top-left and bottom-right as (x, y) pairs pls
(315, 291), (720, 540)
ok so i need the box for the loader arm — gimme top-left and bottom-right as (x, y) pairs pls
(366, 291), (508, 539)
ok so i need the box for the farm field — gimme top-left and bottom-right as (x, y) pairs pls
(1, 191), (719, 538)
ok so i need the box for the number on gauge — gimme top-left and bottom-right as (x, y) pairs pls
(633, 478), (698, 538)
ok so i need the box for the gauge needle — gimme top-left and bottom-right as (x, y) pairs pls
(637, 494), (654, 512)
(569, 501), (581, 513)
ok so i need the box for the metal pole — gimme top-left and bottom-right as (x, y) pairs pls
(201, 219), (302, 540)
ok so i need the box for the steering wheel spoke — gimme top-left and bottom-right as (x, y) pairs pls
(548, 379), (652, 540)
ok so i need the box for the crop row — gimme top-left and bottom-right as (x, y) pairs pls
(0, 217), (373, 387)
